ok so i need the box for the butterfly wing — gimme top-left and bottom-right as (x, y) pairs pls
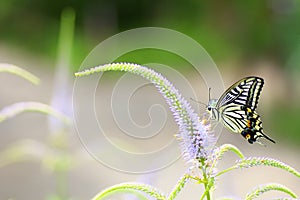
(244, 77), (264, 111)
(218, 103), (248, 133)
(240, 107), (275, 144)
(216, 76), (264, 111)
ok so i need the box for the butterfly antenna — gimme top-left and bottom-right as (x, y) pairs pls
(208, 87), (211, 101)
(190, 97), (206, 106)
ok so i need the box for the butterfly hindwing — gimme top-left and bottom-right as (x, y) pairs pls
(219, 103), (254, 134)
(240, 106), (275, 144)
(244, 77), (264, 110)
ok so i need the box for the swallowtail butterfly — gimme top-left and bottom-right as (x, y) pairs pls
(207, 77), (275, 144)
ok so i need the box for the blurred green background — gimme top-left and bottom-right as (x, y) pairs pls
(1, 0), (300, 67)
(1, 0), (299, 142)
(1, 0), (300, 199)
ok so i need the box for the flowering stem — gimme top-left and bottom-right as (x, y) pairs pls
(0, 101), (70, 124)
(168, 174), (189, 200)
(246, 183), (297, 199)
(235, 157), (300, 178)
(0, 63), (40, 85)
(76, 63), (214, 199)
(75, 63), (213, 163)
(91, 182), (166, 200)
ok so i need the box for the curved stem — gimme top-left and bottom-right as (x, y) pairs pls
(216, 166), (236, 177)
(168, 174), (189, 200)
(92, 182), (166, 200)
(200, 179), (213, 200)
(0, 63), (40, 84)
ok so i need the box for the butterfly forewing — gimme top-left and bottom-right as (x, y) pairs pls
(216, 77), (264, 111)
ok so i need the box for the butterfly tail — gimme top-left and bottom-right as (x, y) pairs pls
(260, 132), (275, 143)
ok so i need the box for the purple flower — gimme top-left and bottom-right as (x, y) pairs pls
(75, 62), (215, 165)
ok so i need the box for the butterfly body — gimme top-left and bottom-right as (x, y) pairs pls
(207, 76), (275, 144)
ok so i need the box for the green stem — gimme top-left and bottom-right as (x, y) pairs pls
(56, 169), (68, 200)
(200, 180), (212, 200)
(215, 166), (236, 177)
(0, 63), (40, 84)
(201, 160), (210, 200)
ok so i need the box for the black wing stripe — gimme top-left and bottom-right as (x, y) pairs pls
(246, 77), (264, 110)
(221, 104), (248, 133)
(217, 77), (264, 111)
(222, 115), (239, 133)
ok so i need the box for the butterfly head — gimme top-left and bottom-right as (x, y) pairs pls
(207, 99), (219, 120)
